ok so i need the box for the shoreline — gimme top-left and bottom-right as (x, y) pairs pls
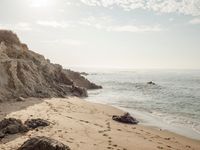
(86, 97), (200, 141)
(0, 97), (200, 150)
(116, 106), (200, 141)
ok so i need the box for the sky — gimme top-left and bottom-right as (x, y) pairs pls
(0, 0), (200, 69)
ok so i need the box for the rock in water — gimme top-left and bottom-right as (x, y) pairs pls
(0, 30), (101, 101)
(17, 136), (71, 150)
(112, 113), (139, 124)
(147, 81), (156, 85)
(24, 119), (50, 129)
(0, 118), (29, 138)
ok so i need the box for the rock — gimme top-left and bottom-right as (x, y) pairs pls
(79, 72), (89, 76)
(16, 97), (25, 102)
(24, 119), (50, 129)
(0, 131), (5, 138)
(71, 85), (88, 97)
(0, 30), (102, 101)
(147, 81), (156, 85)
(0, 118), (29, 138)
(112, 113), (139, 124)
(64, 69), (102, 90)
(17, 136), (71, 150)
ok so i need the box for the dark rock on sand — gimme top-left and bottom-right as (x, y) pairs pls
(0, 30), (101, 101)
(147, 81), (156, 85)
(24, 118), (50, 129)
(17, 136), (71, 150)
(0, 118), (29, 138)
(112, 113), (139, 124)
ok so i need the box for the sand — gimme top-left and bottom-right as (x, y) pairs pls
(0, 97), (200, 150)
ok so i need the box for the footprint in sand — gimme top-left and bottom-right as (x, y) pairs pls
(69, 137), (74, 140)
(113, 144), (118, 147)
(145, 132), (150, 135)
(103, 133), (108, 137)
(66, 140), (73, 143)
(157, 146), (164, 149)
(108, 140), (112, 145)
(166, 145), (172, 148)
(79, 120), (90, 124)
(157, 142), (163, 145)
(93, 123), (103, 128)
(98, 130), (104, 133)
(164, 137), (171, 140)
(65, 116), (73, 119)
(135, 132), (141, 135)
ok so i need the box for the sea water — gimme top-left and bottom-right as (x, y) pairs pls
(81, 69), (200, 140)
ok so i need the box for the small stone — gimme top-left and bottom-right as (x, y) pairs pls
(16, 97), (25, 102)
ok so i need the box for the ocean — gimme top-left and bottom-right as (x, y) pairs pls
(81, 69), (200, 140)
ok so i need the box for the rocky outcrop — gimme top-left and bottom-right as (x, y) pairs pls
(0, 118), (29, 138)
(112, 113), (139, 124)
(24, 119), (50, 129)
(17, 136), (71, 150)
(64, 69), (102, 89)
(0, 118), (50, 139)
(0, 30), (101, 101)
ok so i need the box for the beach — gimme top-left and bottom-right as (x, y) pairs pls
(0, 97), (199, 150)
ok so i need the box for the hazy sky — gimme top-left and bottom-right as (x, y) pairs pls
(0, 0), (200, 69)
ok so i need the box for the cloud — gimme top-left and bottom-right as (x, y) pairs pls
(36, 21), (70, 28)
(80, 0), (200, 16)
(189, 18), (200, 24)
(78, 16), (112, 29)
(108, 25), (162, 32)
(42, 39), (85, 46)
(0, 22), (32, 31)
(29, 0), (54, 8)
(79, 16), (163, 32)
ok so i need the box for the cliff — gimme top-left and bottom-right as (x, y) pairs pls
(0, 30), (101, 102)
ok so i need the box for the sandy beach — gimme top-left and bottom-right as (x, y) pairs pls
(0, 97), (199, 150)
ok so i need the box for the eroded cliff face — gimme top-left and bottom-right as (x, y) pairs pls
(0, 30), (101, 101)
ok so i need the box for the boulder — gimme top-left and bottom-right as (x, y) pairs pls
(24, 119), (50, 129)
(0, 118), (29, 138)
(17, 136), (71, 150)
(112, 113), (139, 124)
